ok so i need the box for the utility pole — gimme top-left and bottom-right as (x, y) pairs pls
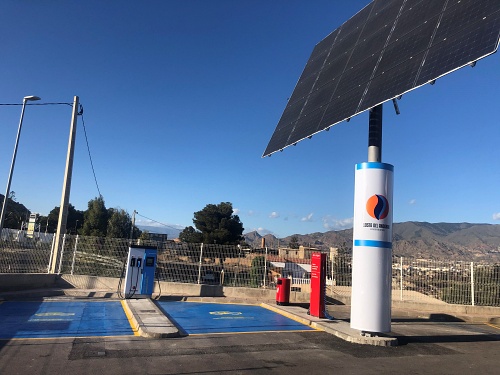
(49, 96), (79, 274)
(129, 210), (137, 241)
(0, 95), (40, 233)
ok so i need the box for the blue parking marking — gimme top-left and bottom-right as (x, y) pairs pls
(156, 301), (315, 335)
(0, 301), (134, 339)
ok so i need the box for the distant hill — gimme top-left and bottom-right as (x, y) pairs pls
(243, 222), (500, 261)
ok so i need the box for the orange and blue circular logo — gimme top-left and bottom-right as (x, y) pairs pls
(366, 194), (389, 220)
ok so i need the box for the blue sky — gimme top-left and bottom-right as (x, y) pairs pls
(1, 1), (499, 238)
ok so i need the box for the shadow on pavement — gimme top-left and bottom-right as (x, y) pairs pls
(392, 314), (465, 323)
(395, 333), (500, 345)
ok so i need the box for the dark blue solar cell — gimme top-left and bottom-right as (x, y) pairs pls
(336, 54), (379, 95)
(359, 0), (404, 41)
(287, 74), (317, 106)
(315, 52), (350, 88)
(350, 25), (392, 66)
(391, 0), (446, 40)
(311, 29), (340, 62)
(301, 78), (338, 117)
(371, 0), (404, 14)
(360, 50), (426, 111)
(320, 85), (367, 130)
(416, 10), (500, 85)
(377, 16), (439, 74)
(337, 3), (374, 40)
(289, 108), (326, 145)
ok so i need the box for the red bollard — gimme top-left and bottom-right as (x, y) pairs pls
(276, 277), (291, 306)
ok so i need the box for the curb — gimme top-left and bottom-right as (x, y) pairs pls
(261, 303), (317, 327)
(488, 317), (500, 325)
(123, 298), (181, 338)
(261, 303), (398, 347)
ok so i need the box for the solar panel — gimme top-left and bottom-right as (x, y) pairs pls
(263, 0), (500, 157)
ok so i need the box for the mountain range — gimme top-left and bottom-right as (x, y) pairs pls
(243, 222), (500, 261)
(136, 224), (183, 239)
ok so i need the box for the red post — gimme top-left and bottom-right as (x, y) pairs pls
(309, 252), (326, 317)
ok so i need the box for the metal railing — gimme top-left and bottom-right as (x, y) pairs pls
(1, 230), (499, 306)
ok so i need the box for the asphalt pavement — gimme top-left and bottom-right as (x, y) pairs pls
(0, 289), (499, 375)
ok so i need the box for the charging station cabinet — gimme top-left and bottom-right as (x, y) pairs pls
(123, 245), (157, 298)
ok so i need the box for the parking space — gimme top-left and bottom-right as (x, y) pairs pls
(156, 301), (316, 335)
(0, 300), (135, 339)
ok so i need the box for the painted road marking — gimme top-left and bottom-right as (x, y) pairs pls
(486, 322), (500, 330)
(0, 301), (134, 339)
(156, 301), (316, 335)
(120, 300), (140, 336)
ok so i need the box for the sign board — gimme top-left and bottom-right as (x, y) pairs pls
(309, 252), (327, 318)
(27, 213), (38, 239)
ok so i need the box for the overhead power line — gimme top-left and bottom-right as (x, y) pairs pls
(135, 212), (182, 231)
(80, 110), (102, 198)
(0, 102), (73, 106)
(1, 101), (102, 198)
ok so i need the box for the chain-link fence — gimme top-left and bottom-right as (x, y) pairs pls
(392, 257), (500, 306)
(0, 228), (53, 273)
(1, 230), (499, 307)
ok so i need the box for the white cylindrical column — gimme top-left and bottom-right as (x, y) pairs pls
(351, 162), (394, 333)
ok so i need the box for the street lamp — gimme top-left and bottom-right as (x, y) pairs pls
(0, 95), (41, 233)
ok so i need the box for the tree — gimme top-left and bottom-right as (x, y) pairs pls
(46, 207), (60, 233)
(139, 230), (150, 241)
(179, 226), (203, 243)
(107, 208), (134, 239)
(0, 192), (30, 229)
(81, 196), (108, 236)
(8, 191), (17, 202)
(289, 235), (300, 249)
(44, 204), (84, 234)
(191, 202), (244, 245)
(179, 203), (244, 267)
(250, 255), (268, 288)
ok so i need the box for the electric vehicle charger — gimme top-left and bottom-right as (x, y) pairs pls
(119, 245), (158, 299)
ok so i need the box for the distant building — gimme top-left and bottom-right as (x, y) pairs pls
(147, 233), (168, 242)
(278, 245), (341, 261)
(329, 246), (339, 261)
(278, 245), (319, 259)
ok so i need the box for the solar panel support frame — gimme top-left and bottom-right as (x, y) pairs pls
(367, 104), (383, 163)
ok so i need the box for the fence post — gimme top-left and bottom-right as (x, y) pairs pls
(400, 256), (404, 301)
(470, 261), (475, 306)
(236, 244), (242, 286)
(263, 246), (268, 288)
(71, 235), (79, 275)
(47, 234), (56, 273)
(331, 255), (334, 298)
(57, 234), (67, 274)
(197, 243), (203, 285)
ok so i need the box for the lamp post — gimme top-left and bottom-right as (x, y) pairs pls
(0, 95), (41, 233)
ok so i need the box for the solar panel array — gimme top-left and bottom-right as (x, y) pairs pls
(263, 0), (500, 157)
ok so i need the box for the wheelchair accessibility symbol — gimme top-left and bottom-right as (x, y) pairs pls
(29, 312), (76, 322)
(209, 311), (250, 320)
(209, 311), (242, 316)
